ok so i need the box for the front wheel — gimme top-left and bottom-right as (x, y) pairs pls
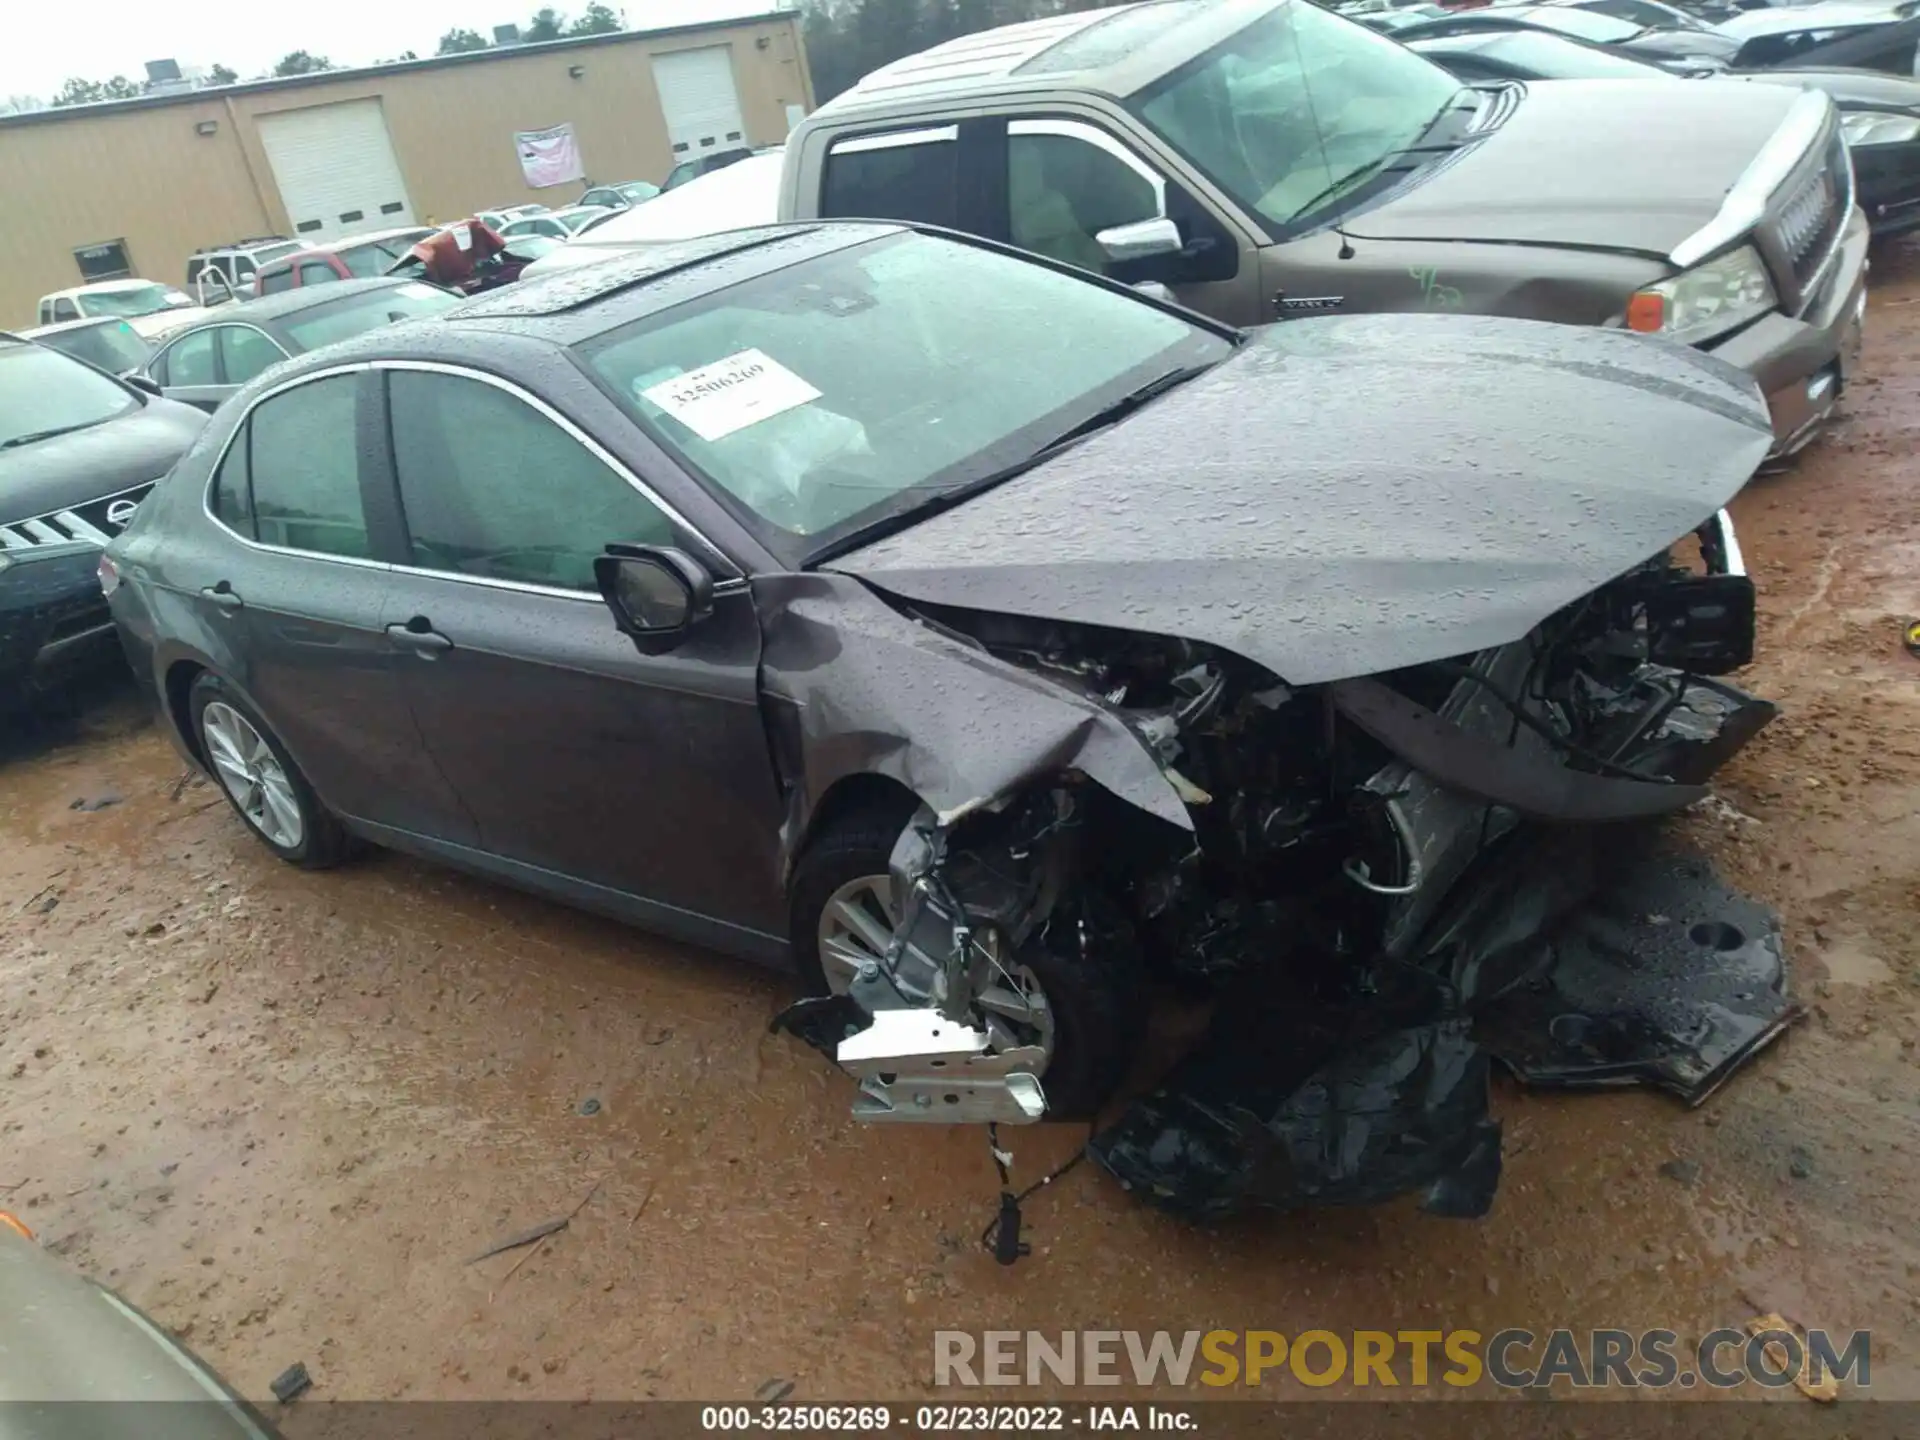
(790, 809), (1144, 1119)
(190, 673), (351, 869)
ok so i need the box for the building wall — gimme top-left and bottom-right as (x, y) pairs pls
(0, 14), (811, 325)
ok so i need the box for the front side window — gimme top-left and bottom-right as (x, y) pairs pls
(160, 330), (219, 387)
(259, 266), (296, 295)
(247, 375), (370, 558)
(820, 128), (960, 228)
(219, 327), (287, 386)
(297, 261), (338, 287)
(581, 232), (1227, 562)
(1008, 120), (1164, 276)
(279, 283), (463, 353)
(338, 244), (390, 278)
(1134, 0), (1462, 232)
(388, 371), (675, 591)
(0, 342), (137, 447)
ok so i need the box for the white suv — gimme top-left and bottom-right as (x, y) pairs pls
(184, 238), (308, 302)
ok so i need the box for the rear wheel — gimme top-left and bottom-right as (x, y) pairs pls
(790, 807), (1142, 1118)
(190, 673), (350, 869)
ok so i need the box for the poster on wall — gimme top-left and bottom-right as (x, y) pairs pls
(515, 123), (585, 188)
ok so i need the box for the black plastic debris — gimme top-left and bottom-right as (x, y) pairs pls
(1473, 844), (1801, 1105)
(770, 992), (869, 1057)
(270, 1362), (312, 1404)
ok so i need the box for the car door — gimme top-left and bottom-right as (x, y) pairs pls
(202, 369), (478, 842)
(151, 327), (228, 411)
(217, 325), (290, 393)
(370, 363), (788, 940)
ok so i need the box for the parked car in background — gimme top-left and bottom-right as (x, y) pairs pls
(477, 204), (550, 230)
(1391, 5), (1744, 66)
(0, 334), (205, 704)
(102, 221), (1776, 1127)
(34, 280), (214, 338)
(581, 180), (663, 210)
(498, 213), (576, 241)
(1343, 2), (1458, 28)
(144, 279), (465, 413)
(1718, 0), (1920, 74)
(1506, 0), (1745, 28)
(186, 237), (308, 301)
(549, 204), (620, 232)
(780, 0), (1867, 457)
(521, 150), (785, 277)
(0, 1211), (283, 1430)
(1410, 29), (1920, 232)
(253, 228), (438, 294)
(20, 317), (153, 376)
(662, 145), (764, 190)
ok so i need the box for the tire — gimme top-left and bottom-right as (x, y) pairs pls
(789, 802), (1144, 1120)
(189, 672), (351, 870)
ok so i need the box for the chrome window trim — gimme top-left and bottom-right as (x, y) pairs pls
(1008, 116), (1170, 216)
(1669, 89), (1833, 270)
(201, 359), (740, 585)
(829, 124), (959, 155)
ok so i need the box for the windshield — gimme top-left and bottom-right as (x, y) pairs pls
(41, 320), (152, 375)
(581, 232), (1229, 563)
(280, 282), (464, 352)
(0, 342), (137, 447)
(77, 283), (195, 318)
(1133, 0), (1464, 233)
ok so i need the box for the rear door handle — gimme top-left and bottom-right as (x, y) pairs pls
(201, 583), (243, 612)
(386, 620), (452, 655)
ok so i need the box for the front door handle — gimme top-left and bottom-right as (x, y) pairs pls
(386, 620), (452, 655)
(201, 583), (243, 612)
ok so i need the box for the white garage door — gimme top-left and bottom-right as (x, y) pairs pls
(652, 46), (747, 160)
(258, 99), (415, 241)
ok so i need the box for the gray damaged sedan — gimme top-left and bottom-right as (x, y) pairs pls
(106, 224), (1792, 1218)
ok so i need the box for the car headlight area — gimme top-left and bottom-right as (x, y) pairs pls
(1628, 246), (1778, 347)
(1840, 110), (1920, 147)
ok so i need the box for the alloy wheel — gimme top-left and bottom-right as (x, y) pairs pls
(201, 701), (305, 850)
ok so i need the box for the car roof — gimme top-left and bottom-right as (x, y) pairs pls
(318, 227), (433, 251)
(19, 315), (132, 338)
(810, 0), (1269, 118)
(43, 278), (169, 300)
(1719, 0), (1917, 36)
(561, 151), (786, 250)
(172, 277), (430, 327)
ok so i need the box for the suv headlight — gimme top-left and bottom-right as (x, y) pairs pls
(1840, 110), (1920, 146)
(1627, 246), (1776, 347)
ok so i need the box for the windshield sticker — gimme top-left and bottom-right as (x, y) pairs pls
(640, 349), (821, 442)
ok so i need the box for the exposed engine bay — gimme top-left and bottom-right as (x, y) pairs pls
(772, 511), (1798, 1219)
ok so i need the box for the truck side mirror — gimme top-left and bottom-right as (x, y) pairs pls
(1096, 217), (1183, 264)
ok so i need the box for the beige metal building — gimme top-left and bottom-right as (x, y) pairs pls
(0, 10), (813, 324)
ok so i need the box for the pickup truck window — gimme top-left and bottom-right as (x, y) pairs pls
(821, 127), (960, 229)
(1133, 0), (1461, 234)
(1008, 119), (1164, 276)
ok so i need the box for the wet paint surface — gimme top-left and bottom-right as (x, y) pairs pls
(4, 252), (1920, 1405)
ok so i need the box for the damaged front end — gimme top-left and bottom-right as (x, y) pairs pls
(772, 509), (1793, 1218)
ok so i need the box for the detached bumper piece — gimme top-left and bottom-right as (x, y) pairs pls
(1092, 833), (1799, 1225)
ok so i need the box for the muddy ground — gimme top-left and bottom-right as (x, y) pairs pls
(4, 255), (1920, 1410)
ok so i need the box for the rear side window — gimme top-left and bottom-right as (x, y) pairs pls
(220, 327), (284, 386)
(820, 128), (960, 228)
(298, 260), (337, 286)
(259, 266), (296, 295)
(210, 429), (254, 537)
(186, 258), (206, 284)
(247, 375), (370, 558)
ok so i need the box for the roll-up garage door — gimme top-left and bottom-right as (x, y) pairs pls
(651, 46), (747, 160)
(258, 99), (415, 241)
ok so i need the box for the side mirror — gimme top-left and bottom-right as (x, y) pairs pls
(1096, 216), (1183, 264)
(122, 372), (162, 397)
(593, 545), (714, 655)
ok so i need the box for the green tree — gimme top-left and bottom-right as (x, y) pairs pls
(437, 27), (490, 53)
(271, 50), (334, 76)
(53, 77), (106, 106)
(567, 2), (622, 35)
(524, 7), (566, 41)
(206, 62), (239, 85)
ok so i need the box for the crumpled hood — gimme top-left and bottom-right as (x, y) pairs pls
(831, 314), (1772, 687)
(1344, 78), (1801, 255)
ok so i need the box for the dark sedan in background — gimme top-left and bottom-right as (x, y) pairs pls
(1, 336), (205, 705)
(145, 278), (465, 413)
(1410, 28), (1920, 232)
(1394, 4), (1746, 64)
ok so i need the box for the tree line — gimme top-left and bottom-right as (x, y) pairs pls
(801, 0), (1117, 103)
(42, 4), (625, 107)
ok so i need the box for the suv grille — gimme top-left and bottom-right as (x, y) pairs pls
(0, 481), (154, 552)
(1771, 131), (1852, 308)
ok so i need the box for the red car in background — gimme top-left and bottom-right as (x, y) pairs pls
(253, 226), (437, 295)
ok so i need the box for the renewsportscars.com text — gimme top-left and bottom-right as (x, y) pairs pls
(932, 1328), (1870, 1391)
